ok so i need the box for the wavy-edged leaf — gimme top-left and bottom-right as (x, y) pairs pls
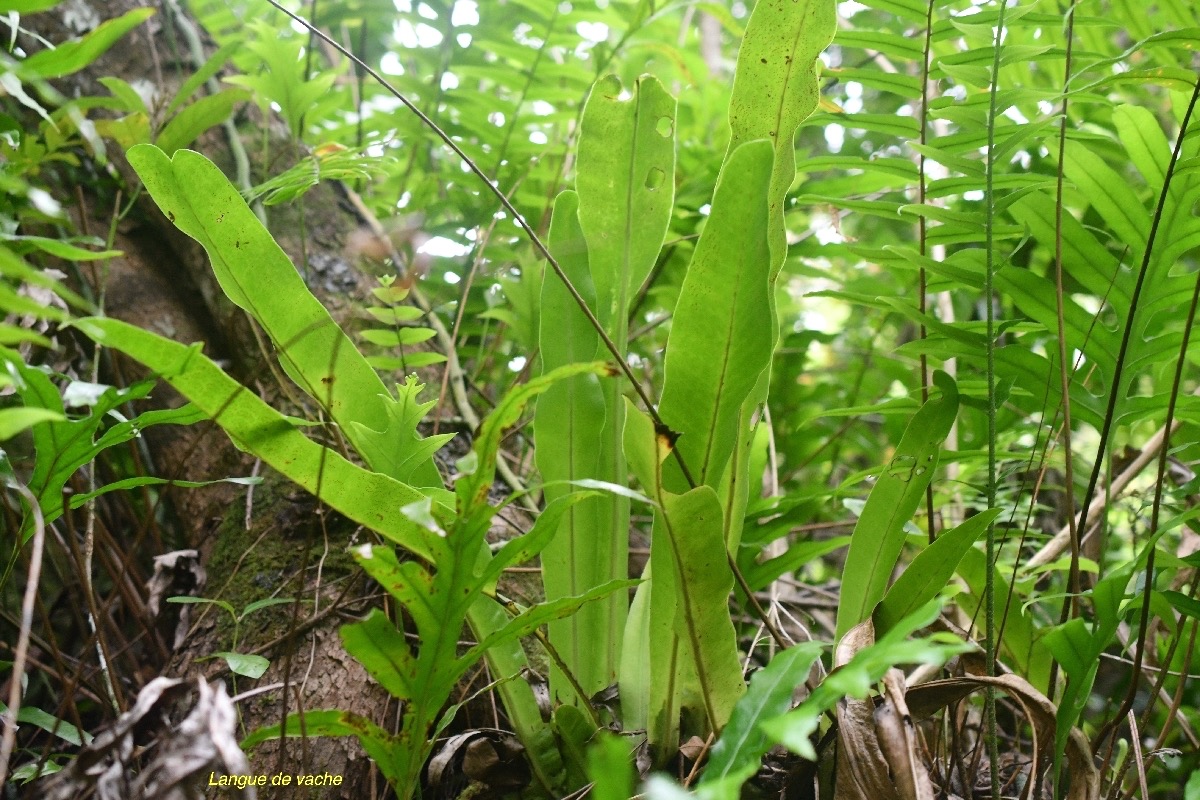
(126, 145), (447, 489)
(72, 317), (438, 558)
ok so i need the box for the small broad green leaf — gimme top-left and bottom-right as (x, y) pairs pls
(10, 758), (63, 783)
(0, 703), (92, 746)
(1163, 589), (1200, 620)
(340, 608), (417, 700)
(157, 89), (250, 154)
(240, 597), (297, 617)
(0, 407), (64, 440)
(358, 328), (438, 347)
(588, 733), (636, 800)
(213, 651), (270, 679)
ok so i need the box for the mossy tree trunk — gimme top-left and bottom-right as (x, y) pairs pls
(19, 3), (446, 796)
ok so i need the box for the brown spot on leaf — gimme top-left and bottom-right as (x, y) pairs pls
(654, 423), (680, 450)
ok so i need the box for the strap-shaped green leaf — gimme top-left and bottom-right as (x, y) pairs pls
(659, 139), (775, 489)
(126, 145), (445, 489)
(624, 402), (745, 736)
(534, 191), (621, 700)
(72, 317), (438, 558)
(727, 0), (837, 274)
(575, 74), (676, 332)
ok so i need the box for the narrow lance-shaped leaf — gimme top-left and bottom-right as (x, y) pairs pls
(658, 139), (775, 490)
(71, 317), (439, 559)
(700, 641), (825, 797)
(463, 579), (640, 672)
(873, 509), (1002, 636)
(575, 74), (676, 333)
(835, 371), (958, 642)
(727, 0), (838, 276)
(19, 8), (154, 79)
(534, 190), (621, 701)
(457, 360), (612, 513)
(126, 145), (446, 489)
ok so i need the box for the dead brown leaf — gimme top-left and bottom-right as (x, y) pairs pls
(39, 677), (254, 800)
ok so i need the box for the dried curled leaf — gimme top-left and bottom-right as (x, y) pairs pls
(874, 670), (934, 800)
(832, 620), (1099, 800)
(39, 678), (255, 800)
(906, 674), (1100, 800)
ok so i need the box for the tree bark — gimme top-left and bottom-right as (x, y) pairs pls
(22, 3), (422, 796)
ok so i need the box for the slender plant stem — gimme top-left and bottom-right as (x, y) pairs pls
(1091, 73), (1200, 760)
(1052, 3), (1080, 618)
(0, 481), (45, 787)
(983, 3), (1010, 797)
(918, 0), (936, 543)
